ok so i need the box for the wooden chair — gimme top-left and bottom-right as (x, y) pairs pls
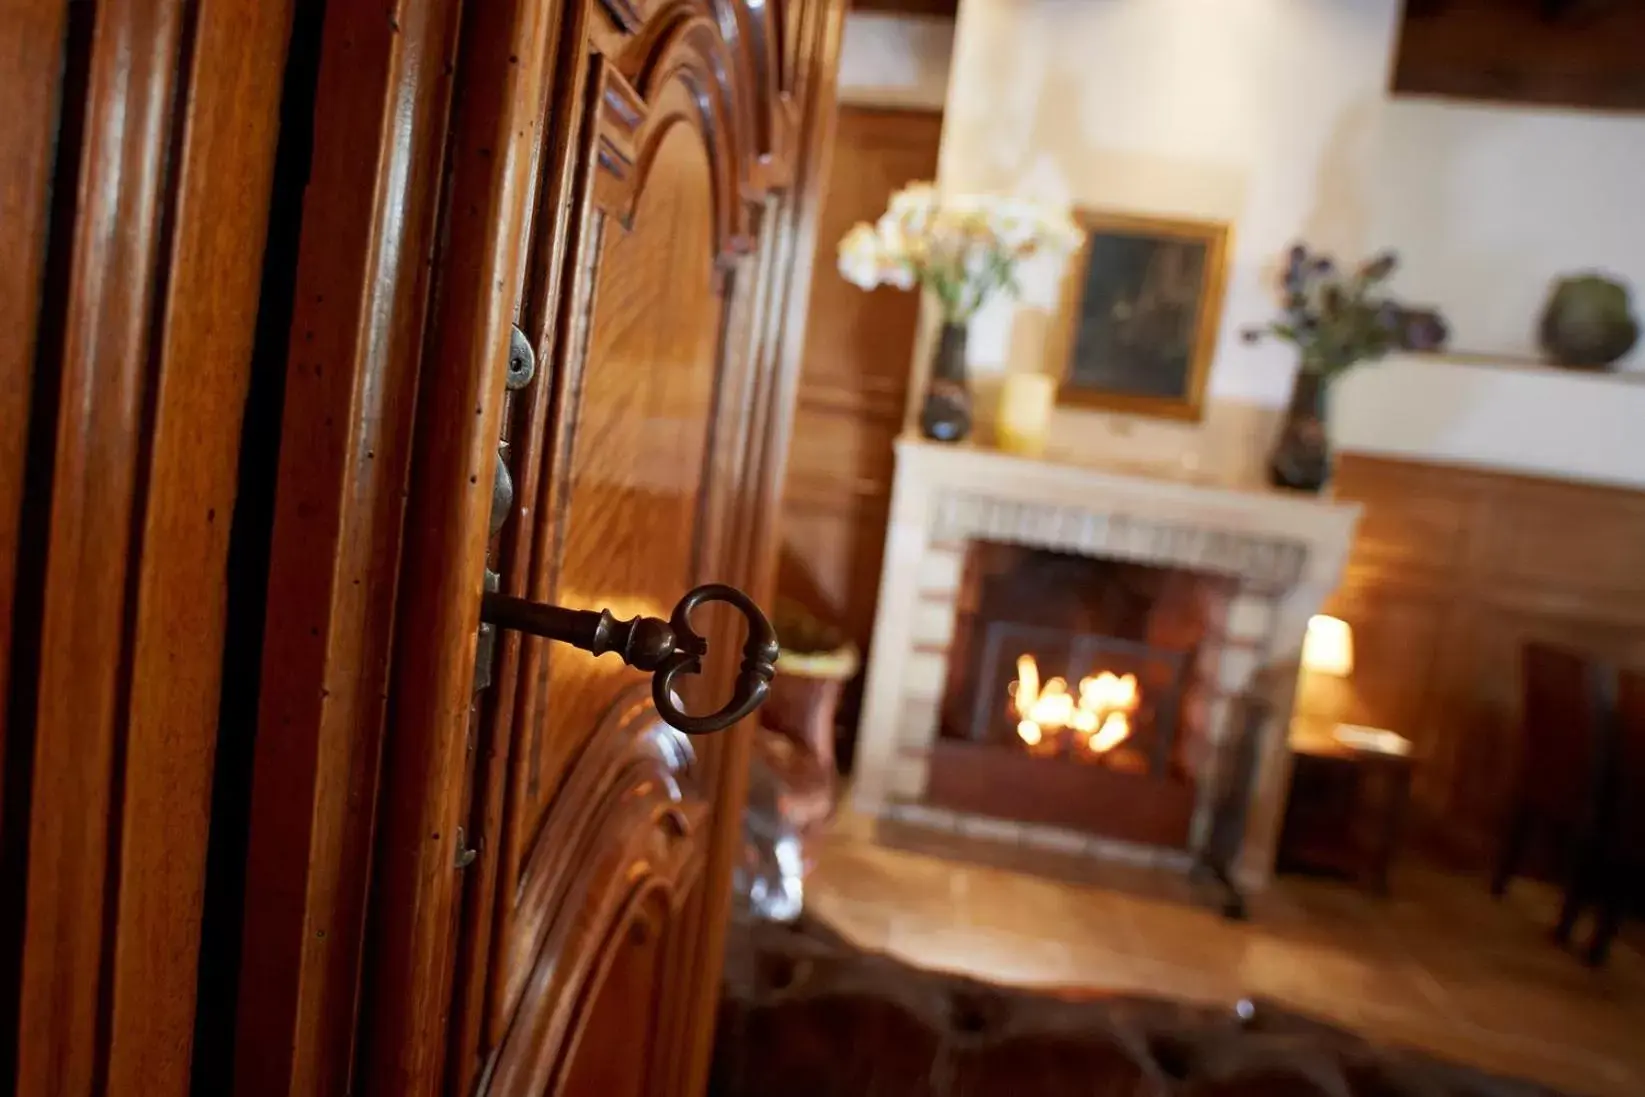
(1492, 642), (1614, 907)
(1582, 667), (1645, 965)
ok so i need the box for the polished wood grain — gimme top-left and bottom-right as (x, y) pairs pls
(664, 7), (849, 1090)
(105, 1), (291, 1090)
(0, 0), (290, 1092)
(1296, 454), (1645, 865)
(357, 0), (566, 1084)
(453, 6), (805, 1092)
(233, 2), (464, 1094)
(482, 690), (710, 1094)
(852, 0), (958, 18)
(778, 107), (941, 662)
(0, 0), (68, 816)
(1395, 0), (1645, 113)
(3, 0), (835, 1091)
(323, 0), (846, 1094)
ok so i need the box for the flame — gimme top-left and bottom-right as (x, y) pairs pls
(1088, 712), (1131, 754)
(1013, 655), (1139, 754)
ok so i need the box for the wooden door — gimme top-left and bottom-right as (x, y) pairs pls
(234, 0), (845, 1095)
(374, 5), (845, 1093)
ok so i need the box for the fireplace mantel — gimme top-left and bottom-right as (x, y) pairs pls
(853, 435), (1362, 890)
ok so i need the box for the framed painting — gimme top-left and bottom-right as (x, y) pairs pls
(1051, 210), (1231, 421)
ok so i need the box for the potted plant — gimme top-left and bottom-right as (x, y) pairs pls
(1244, 244), (1447, 492)
(837, 184), (1082, 443)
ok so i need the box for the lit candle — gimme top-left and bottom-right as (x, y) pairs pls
(996, 372), (1056, 456)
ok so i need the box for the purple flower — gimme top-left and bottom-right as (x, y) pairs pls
(1399, 308), (1449, 352)
(1360, 251), (1398, 282)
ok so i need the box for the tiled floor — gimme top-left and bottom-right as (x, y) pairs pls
(805, 811), (1645, 1097)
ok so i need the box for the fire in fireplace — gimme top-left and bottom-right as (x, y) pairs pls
(1010, 655), (1139, 758)
(926, 541), (1235, 848)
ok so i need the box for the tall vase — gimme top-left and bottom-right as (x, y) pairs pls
(1268, 367), (1331, 492)
(919, 321), (972, 443)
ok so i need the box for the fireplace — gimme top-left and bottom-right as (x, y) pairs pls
(925, 543), (1237, 847)
(853, 439), (1361, 888)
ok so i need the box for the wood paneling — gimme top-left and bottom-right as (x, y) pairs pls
(1298, 454), (1645, 865)
(234, 2), (463, 1093)
(0, 0), (292, 1091)
(1394, 0), (1645, 113)
(1, 0), (839, 1091)
(853, 0), (958, 18)
(779, 106), (942, 658)
(0, 0), (68, 804)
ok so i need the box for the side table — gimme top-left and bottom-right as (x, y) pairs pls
(1278, 719), (1416, 893)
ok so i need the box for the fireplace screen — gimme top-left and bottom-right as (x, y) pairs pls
(927, 541), (1235, 847)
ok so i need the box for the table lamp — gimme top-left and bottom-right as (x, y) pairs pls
(1302, 614), (1354, 678)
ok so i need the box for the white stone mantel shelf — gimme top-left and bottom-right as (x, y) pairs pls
(854, 434), (1363, 891)
(892, 436), (1361, 555)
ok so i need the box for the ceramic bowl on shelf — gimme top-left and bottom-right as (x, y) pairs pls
(1539, 274), (1640, 371)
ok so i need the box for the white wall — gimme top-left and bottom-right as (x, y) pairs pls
(920, 0), (1645, 487)
(941, 0), (1645, 390)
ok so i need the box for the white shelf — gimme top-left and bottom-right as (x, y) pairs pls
(1333, 352), (1645, 490)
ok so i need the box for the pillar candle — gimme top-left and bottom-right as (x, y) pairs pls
(996, 372), (1056, 456)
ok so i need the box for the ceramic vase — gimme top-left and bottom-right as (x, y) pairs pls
(919, 322), (972, 443)
(1268, 367), (1331, 493)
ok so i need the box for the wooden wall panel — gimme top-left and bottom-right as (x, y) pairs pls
(778, 106), (941, 664)
(1299, 454), (1645, 866)
(1394, 0), (1645, 113)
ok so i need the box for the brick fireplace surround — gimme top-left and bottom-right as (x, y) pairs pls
(853, 437), (1361, 890)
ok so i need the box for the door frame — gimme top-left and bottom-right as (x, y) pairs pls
(0, 1), (293, 1093)
(233, 1), (466, 1094)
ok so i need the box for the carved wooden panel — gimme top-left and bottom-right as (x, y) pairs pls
(221, 0), (846, 1088)
(484, 688), (707, 1094)
(778, 106), (942, 665)
(373, 1), (848, 1095)
(1303, 454), (1645, 865)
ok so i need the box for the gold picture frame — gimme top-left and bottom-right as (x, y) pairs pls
(1050, 209), (1231, 422)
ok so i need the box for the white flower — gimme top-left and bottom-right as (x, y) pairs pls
(880, 256), (916, 291)
(837, 183), (1078, 312)
(837, 222), (886, 290)
(886, 182), (939, 235)
(1040, 208), (1084, 253)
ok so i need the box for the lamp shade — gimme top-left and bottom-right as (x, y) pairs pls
(1302, 614), (1354, 677)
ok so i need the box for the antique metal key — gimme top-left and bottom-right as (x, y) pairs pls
(479, 582), (778, 735)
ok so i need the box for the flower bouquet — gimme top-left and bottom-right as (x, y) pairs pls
(837, 183), (1081, 442)
(1244, 244), (1447, 491)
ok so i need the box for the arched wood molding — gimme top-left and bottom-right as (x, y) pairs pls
(591, 0), (797, 263)
(485, 686), (707, 1092)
